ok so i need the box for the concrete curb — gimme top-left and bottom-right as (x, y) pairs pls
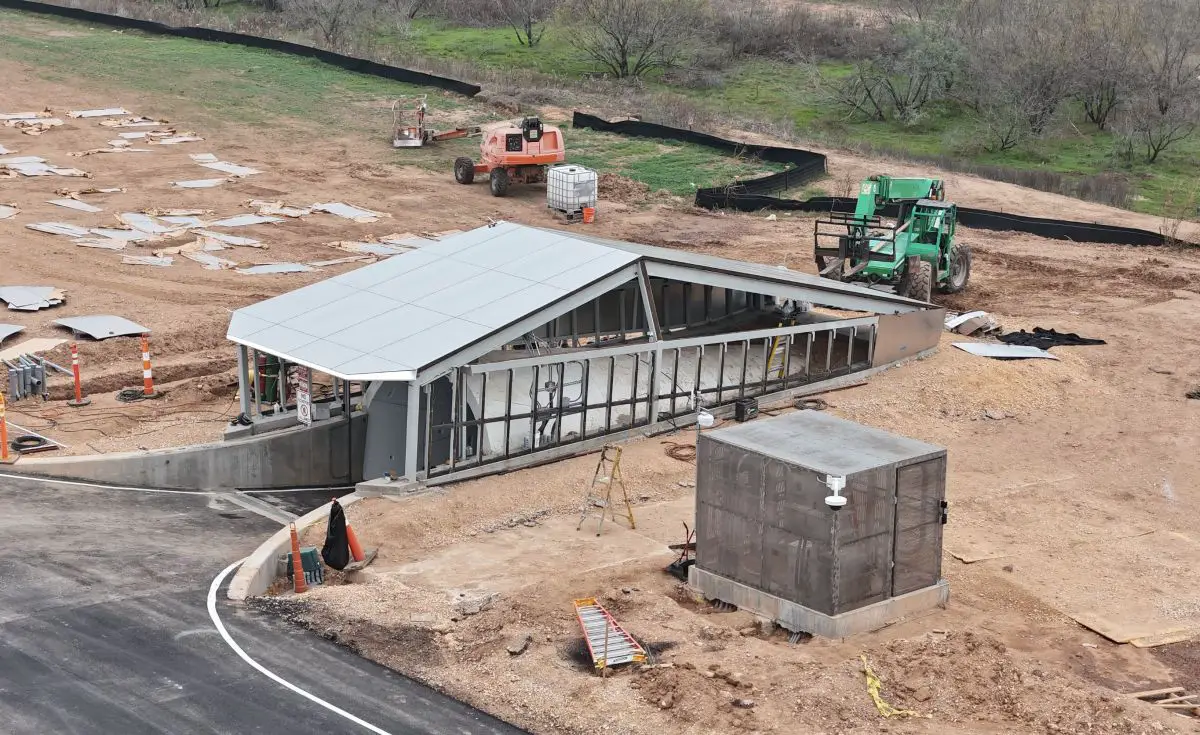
(227, 491), (366, 601)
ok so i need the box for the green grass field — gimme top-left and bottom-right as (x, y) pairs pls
(0, 9), (777, 196)
(397, 18), (1193, 217)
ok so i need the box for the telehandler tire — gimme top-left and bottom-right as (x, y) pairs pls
(938, 244), (972, 294)
(900, 259), (933, 302)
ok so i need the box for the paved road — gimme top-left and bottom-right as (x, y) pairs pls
(0, 475), (524, 735)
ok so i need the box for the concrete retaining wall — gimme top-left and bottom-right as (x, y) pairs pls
(16, 413), (366, 491)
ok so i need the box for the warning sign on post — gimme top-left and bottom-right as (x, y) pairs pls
(296, 387), (312, 426)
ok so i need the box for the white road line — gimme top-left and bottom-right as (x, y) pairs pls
(207, 560), (394, 735)
(0, 471), (211, 494)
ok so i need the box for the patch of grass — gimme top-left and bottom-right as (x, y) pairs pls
(405, 19), (595, 77)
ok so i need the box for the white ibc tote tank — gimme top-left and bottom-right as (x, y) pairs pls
(546, 164), (598, 215)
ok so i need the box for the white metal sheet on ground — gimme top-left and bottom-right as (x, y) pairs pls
(89, 227), (153, 242)
(0, 205), (17, 220)
(4, 161), (54, 176)
(199, 161), (261, 177)
(208, 214), (283, 228)
(952, 342), (1059, 360)
(190, 230), (261, 247)
(122, 255), (174, 267)
(0, 324), (25, 344)
(308, 256), (370, 267)
(189, 153), (218, 163)
(173, 178), (228, 189)
(0, 145), (12, 154)
(0, 112), (47, 121)
(55, 315), (148, 339)
(48, 198), (103, 213)
(27, 222), (91, 237)
(0, 155), (46, 164)
(312, 202), (387, 223)
(118, 131), (147, 139)
(0, 337), (66, 361)
(0, 286), (64, 311)
(68, 108), (130, 118)
(159, 215), (207, 227)
(946, 311), (990, 330)
(117, 212), (185, 235)
(235, 263), (313, 275)
(329, 241), (409, 256)
(99, 117), (167, 127)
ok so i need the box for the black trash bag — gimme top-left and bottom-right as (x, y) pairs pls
(322, 499), (351, 571)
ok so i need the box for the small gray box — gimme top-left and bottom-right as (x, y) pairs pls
(695, 411), (947, 623)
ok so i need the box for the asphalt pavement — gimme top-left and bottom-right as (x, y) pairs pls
(0, 474), (525, 735)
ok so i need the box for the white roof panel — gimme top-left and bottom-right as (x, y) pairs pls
(227, 222), (926, 381)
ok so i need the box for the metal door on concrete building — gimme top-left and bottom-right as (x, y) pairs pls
(891, 458), (945, 596)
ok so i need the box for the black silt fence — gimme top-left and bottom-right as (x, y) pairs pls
(0, 0), (482, 97)
(573, 113), (1175, 247)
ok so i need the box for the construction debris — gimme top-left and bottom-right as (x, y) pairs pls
(0, 338), (66, 362)
(0, 145), (13, 154)
(208, 214), (284, 228)
(0, 286), (66, 311)
(154, 238), (225, 256)
(327, 240), (410, 257)
(172, 178), (229, 189)
(944, 310), (1001, 336)
(861, 655), (925, 719)
(1131, 687), (1200, 717)
(89, 227), (155, 242)
(308, 255), (372, 267)
(190, 230), (262, 247)
(143, 208), (209, 217)
(68, 107), (130, 118)
(149, 134), (203, 145)
(48, 198), (103, 213)
(235, 263), (313, 275)
(952, 342), (1060, 361)
(55, 315), (149, 340)
(199, 161), (261, 177)
(73, 238), (128, 250)
(117, 212), (189, 235)
(249, 200), (311, 218)
(69, 146), (152, 156)
(312, 202), (388, 223)
(2, 160), (89, 177)
(0, 110), (51, 121)
(181, 251), (238, 270)
(99, 116), (169, 127)
(189, 153), (218, 163)
(0, 204), (17, 220)
(122, 255), (174, 267)
(55, 187), (124, 197)
(5, 118), (64, 135)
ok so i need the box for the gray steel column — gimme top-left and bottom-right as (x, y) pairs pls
(404, 380), (420, 480)
(236, 345), (251, 418)
(636, 262), (661, 342)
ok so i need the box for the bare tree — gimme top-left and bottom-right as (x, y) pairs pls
(494, 0), (557, 47)
(1114, 90), (1198, 163)
(567, 0), (702, 79)
(287, 0), (371, 48)
(1138, 0), (1200, 117)
(383, 0), (433, 20)
(1070, 1), (1138, 131)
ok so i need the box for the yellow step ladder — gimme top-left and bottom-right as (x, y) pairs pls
(577, 444), (636, 536)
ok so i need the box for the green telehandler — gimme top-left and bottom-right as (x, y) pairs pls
(813, 175), (971, 301)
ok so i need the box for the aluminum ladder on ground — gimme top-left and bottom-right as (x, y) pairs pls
(577, 444), (636, 535)
(766, 320), (792, 379)
(573, 597), (647, 673)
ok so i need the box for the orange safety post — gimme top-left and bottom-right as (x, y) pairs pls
(140, 334), (157, 398)
(66, 342), (90, 407)
(346, 520), (366, 563)
(0, 392), (10, 464)
(289, 522), (308, 594)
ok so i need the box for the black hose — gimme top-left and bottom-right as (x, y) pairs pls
(795, 397), (829, 411)
(11, 435), (48, 452)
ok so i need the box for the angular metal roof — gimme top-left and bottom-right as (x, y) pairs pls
(226, 222), (927, 382)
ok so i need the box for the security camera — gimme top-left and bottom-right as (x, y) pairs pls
(823, 475), (847, 511)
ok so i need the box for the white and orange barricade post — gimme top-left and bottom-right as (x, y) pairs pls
(289, 522), (308, 594)
(66, 342), (90, 407)
(140, 334), (157, 398)
(0, 392), (15, 464)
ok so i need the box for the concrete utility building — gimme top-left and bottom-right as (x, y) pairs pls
(224, 221), (943, 487)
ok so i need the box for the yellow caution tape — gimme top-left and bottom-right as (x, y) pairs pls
(860, 655), (925, 719)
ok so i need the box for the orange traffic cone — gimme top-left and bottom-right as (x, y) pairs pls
(346, 521), (366, 563)
(289, 522), (308, 594)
